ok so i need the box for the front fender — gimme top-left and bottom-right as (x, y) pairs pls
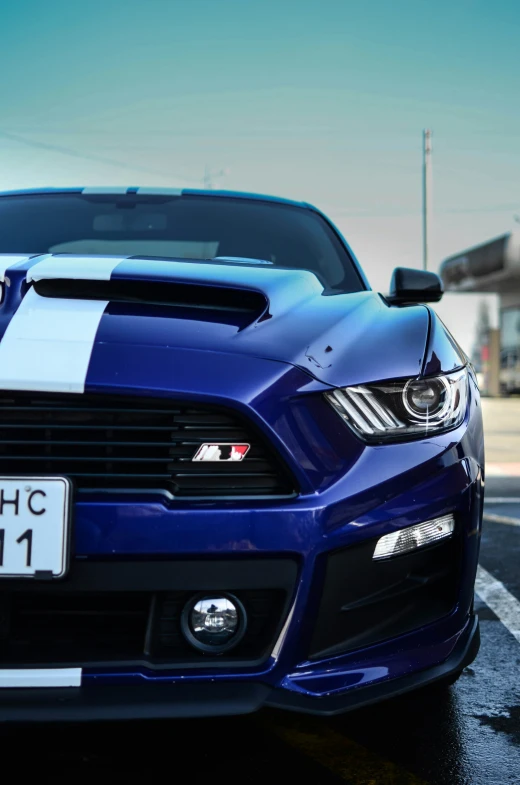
(423, 308), (467, 376)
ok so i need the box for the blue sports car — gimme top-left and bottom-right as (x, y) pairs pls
(0, 187), (482, 720)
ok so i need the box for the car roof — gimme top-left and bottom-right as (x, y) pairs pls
(0, 187), (372, 290)
(0, 186), (315, 210)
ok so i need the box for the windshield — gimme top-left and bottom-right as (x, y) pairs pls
(0, 193), (364, 292)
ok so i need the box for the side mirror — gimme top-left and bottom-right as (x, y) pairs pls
(387, 267), (444, 304)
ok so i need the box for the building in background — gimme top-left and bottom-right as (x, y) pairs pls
(440, 233), (520, 395)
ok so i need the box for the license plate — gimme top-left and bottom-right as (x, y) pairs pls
(0, 477), (71, 579)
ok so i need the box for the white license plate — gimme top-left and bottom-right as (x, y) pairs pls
(0, 477), (71, 578)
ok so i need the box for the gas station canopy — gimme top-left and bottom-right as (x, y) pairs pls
(440, 232), (520, 293)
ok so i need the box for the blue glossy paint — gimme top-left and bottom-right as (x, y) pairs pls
(0, 185), (309, 209)
(0, 190), (484, 714)
(112, 256), (322, 307)
(105, 263), (429, 387)
(76, 341), (482, 702)
(181, 187), (307, 208)
(423, 305), (468, 376)
(79, 456), (479, 693)
(0, 187), (84, 196)
(1, 253), (430, 388)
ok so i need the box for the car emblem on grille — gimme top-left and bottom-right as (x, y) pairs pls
(192, 444), (250, 462)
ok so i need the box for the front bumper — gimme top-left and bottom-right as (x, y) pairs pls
(0, 616), (479, 721)
(0, 453), (482, 721)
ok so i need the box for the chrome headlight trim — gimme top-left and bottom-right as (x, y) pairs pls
(325, 367), (468, 443)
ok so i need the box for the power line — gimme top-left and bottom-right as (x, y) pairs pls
(0, 130), (200, 184)
(327, 203), (520, 218)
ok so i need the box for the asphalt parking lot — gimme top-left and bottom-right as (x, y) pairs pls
(1, 398), (519, 785)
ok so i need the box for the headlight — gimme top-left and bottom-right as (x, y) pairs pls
(325, 367), (468, 442)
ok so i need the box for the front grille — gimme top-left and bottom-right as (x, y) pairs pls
(3, 593), (150, 664)
(0, 589), (286, 666)
(0, 393), (294, 497)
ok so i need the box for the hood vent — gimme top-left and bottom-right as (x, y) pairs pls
(33, 278), (268, 317)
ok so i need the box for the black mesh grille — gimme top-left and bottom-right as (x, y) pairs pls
(309, 536), (460, 660)
(4, 593), (150, 663)
(0, 589), (285, 666)
(0, 393), (295, 497)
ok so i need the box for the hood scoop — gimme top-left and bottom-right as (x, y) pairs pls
(33, 278), (268, 317)
(0, 253), (430, 392)
(21, 254), (324, 324)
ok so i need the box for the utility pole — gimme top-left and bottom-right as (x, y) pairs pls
(422, 129), (433, 270)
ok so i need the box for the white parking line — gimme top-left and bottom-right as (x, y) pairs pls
(475, 565), (520, 644)
(485, 498), (520, 504)
(483, 512), (520, 527)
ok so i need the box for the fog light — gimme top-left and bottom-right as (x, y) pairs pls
(181, 594), (247, 654)
(373, 514), (455, 560)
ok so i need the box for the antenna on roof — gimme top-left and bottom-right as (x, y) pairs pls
(203, 165), (229, 189)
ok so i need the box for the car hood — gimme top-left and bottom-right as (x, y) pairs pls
(0, 254), (430, 389)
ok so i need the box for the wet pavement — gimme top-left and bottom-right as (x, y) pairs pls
(1, 401), (520, 784)
(0, 476), (518, 785)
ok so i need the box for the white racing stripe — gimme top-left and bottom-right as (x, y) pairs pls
(476, 565), (520, 644)
(0, 668), (81, 688)
(27, 254), (124, 281)
(0, 287), (108, 393)
(0, 255), (124, 394)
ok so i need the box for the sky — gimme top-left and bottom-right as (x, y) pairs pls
(1, 0), (518, 352)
